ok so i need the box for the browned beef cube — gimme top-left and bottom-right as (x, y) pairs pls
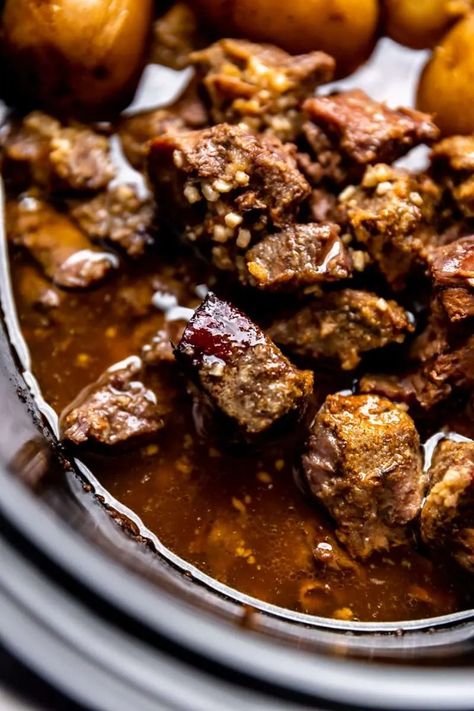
(304, 89), (439, 165)
(244, 223), (351, 291)
(69, 184), (155, 258)
(345, 164), (442, 289)
(1, 112), (115, 193)
(150, 2), (207, 70)
(431, 135), (474, 218)
(268, 289), (413, 370)
(147, 123), (310, 273)
(421, 439), (474, 574)
(61, 356), (169, 448)
(175, 293), (313, 436)
(6, 193), (118, 289)
(430, 236), (474, 323)
(361, 296), (474, 410)
(302, 393), (425, 559)
(191, 39), (334, 141)
(118, 80), (208, 171)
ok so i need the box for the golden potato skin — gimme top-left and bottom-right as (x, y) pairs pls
(417, 13), (474, 135)
(383, 0), (472, 50)
(2, 0), (153, 117)
(195, 0), (380, 77)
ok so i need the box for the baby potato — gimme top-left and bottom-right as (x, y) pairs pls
(2, 0), (153, 117)
(383, 0), (472, 50)
(195, 0), (380, 77)
(417, 13), (474, 135)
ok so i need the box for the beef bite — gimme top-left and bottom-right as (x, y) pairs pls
(147, 122), (310, 277)
(431, 135), (474, 218)
(175, 293), (313, 437)
(345, 164), (442, 289)
(430, 236), (474, 323)
(298, 90), (439, 189)
(244, 222), (352, 291)
(305, 90), (439, 166)
(6, 193), (118, 289)
(268, 289), (414, 370)
(361, 296), (474, 411)
(61, 356), (170, 448)
(69, 184), (156, 258)
(191, 38), (335, 141)
(1, 111), (115, 194)
(302, 393), (426, 559)
(421, 439), (474, 574)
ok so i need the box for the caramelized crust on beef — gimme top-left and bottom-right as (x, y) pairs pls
(268, 289), (413, 370)
(191, 39), (334, 141)
(175, 293), (313, 436)
(345, 164), (442, 289)
(61, 357), (169, 447)
(431, 135), (474, 218)
(1, 112), (115, 193)
(69, 184), (155, 258)
(245, 222), (351, 291)
(421, 439), (474, 574)
(302, 393), (425, 559)
(147, 123), (310, 280)
(150, 2), (207, 70)
(430, 236), (474, 322)
(304, 90), (439, 166)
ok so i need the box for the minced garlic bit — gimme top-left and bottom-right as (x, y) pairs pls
(236, 228), (252, 249)
(202, 183), (219, 202)
(224, 211), (243, 229)
(184, 184), (201, 204)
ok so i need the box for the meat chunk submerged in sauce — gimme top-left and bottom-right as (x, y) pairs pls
(302, 393), (426, 559)
(176, 292), (313, 437)
(421, 439), (474, 574)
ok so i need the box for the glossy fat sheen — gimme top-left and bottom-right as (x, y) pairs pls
(195, 0), (379, 77)
(417, 13), (474, 135)
(2, 0), (153, 115)
(383, 0), (472, 50)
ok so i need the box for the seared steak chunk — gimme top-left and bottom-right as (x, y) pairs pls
(245, 222), (351, 291)
(431, 135), (474, 218)
(147, 123), (310, 276)
(175, 293), (313, 436)
(70, 184), (155, 258)
(268, 289), (413, 370)
(6, 194), (118, 289)
(345, 164), (442, 289)
(2, 111), (115, 193)
(61, 356), (169, 447)
(302, 394), (425, 559)
(421, 439), (474, 574)
(304, 90), (439, 166)
(191, 39), (334, 141)
(361, 298), (474, 410)
(430, 236), (474, 323)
